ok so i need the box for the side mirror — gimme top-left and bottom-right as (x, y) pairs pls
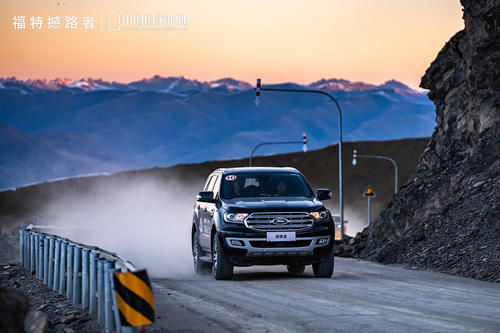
(317, 189), (332, 201)
(197, 191), (216, 203)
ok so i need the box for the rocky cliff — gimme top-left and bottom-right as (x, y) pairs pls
(351, 0), (500, 281)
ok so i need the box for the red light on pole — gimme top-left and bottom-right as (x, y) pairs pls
(255, 78), (261, 106)
(303, 133), (307, 152)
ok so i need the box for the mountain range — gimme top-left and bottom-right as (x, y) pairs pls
(0, 76), (434, 188)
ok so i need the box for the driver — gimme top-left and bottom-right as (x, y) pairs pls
(274, 180), (288, 196)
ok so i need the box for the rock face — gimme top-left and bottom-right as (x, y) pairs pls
(0, 286), (29, 333)
(353, 0), (500, 281)
(0, 264), (103, 332)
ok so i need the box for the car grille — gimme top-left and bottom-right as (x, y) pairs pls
(249, 240), (312, 248)
(244, 212), (314, 231)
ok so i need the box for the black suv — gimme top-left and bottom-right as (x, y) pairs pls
(191, 167), (334, 280)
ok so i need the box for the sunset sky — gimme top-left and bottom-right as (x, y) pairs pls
(1, 0), (464, 88)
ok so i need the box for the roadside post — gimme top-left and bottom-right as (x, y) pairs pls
(89, 251), (99, 314)
(353, 149), (399, 194)
(59, 241), (67, 295)
(66, 245), (74, 299)
(48, 237), (55, 288)
(97, 258), (105, 323)
(19, 229), (23, 266)
(73, 246), (82, 305)
(104, 259), (116, 332)
(53, 239), (61, 291)
(34, 234), (40, 275)
(38, 235), (44, 280)
(255, 78), (345, 239)
(30, 233), (35, 273)
(82, 248), (90, 309)
(43, 237), (49, 284)
(363, 185), (376, 225)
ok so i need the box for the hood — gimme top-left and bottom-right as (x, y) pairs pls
(222, 197), (323, 212)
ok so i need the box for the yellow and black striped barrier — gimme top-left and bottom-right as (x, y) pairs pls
(113, 270), (155, 327)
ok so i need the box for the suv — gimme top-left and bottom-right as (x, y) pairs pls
(191, 167), (335, 280)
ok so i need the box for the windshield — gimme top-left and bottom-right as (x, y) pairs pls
(221, 172), (314, 199)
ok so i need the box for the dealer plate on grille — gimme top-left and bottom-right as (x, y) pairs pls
(266, 232), (296, 242)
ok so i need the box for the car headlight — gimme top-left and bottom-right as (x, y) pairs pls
(224, 213), (248, 223)
(310, 211), (329, 221)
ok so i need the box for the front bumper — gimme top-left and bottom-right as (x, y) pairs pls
(225, 235), (331, 256)
(217, 226), (334, 266)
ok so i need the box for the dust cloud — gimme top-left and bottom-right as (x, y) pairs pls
(344, 206), (369, 236)
(40, 177), (200, 278)
(34, 175), (370, 278)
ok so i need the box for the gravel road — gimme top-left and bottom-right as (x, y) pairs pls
(149, 258), (500, 332)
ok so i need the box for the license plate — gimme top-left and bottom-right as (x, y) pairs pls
(266, 232), (296, 242)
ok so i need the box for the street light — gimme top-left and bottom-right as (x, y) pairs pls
(249, 135), (307, 167)
(352, 149), (399, 194)
(255, 78), (345, 240)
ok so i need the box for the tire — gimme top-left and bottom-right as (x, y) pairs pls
(287, 264), (306, 274)
(192, 231), (211, 275)
(212, 235), (234, 280)
(313, 249), (334, 278)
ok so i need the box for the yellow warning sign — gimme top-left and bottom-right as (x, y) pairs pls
(113, 270), (155, 327)
(363, 185), (376, 198)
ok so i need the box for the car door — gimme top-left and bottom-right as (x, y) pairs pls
(196, 175), (213, 239)
(206, 174), (221, 248)
(199, 174), (218, 250)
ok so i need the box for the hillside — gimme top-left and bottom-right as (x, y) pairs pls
(350, 0), (500, 282)
(0, 138), (428, 237)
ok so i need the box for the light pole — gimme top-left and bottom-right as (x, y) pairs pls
(255, 79), (345, 240)
(352, 150), (399, 194)
(249, 140), (305, 167)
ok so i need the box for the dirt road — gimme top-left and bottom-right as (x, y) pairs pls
(149, 258), (500, 332)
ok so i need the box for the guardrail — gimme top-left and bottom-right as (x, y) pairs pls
(19, 228), (140, 333)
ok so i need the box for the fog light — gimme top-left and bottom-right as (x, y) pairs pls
(230, 240), (244, 246)
(317, 238), (329, 245)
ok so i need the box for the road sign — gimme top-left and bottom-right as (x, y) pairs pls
(363, 185), (375, 225)
(363, 185), (376, 198)
(113, 270), (155, 327)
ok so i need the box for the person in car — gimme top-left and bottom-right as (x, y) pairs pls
(274, 180), (288, 196)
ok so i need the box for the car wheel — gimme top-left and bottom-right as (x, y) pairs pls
(212, 235), (233, 280)
(287, 264), (306, 274)
(313, 248), (334, 278)
(193, 231), (211, 275)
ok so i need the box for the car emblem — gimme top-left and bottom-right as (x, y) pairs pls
(270, 217), (289, 225)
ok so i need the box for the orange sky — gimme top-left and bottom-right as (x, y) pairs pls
(0, 0), (464, 88)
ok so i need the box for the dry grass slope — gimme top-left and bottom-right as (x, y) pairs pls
(0, 138), (428, 235)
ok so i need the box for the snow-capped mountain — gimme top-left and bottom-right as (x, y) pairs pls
(0, 76), (422, 95)
(0, 77), (129, 92)
(309, 78), (377, 92)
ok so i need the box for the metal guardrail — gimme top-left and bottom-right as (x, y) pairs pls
(19, 228), (139, 333)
